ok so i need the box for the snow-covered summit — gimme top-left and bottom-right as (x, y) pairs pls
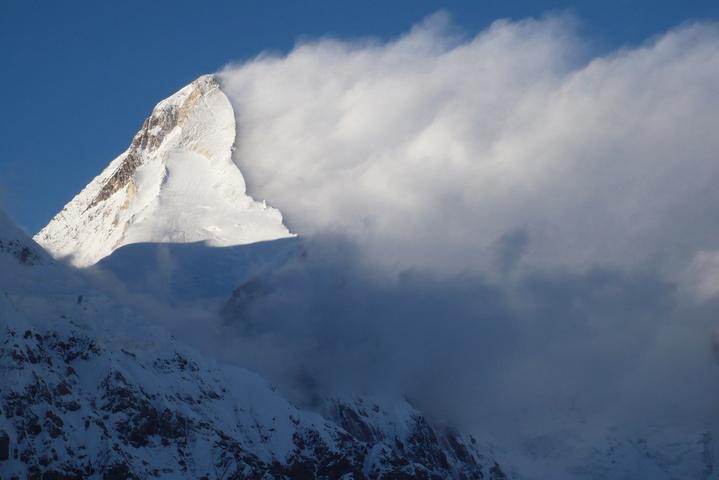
(35, 75), (291, 267)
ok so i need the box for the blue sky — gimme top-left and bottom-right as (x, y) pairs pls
(1, 0), (718, 232)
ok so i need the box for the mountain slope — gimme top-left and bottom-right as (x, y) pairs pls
(2, 210), (496, 479)
(34, 75), (291, 267)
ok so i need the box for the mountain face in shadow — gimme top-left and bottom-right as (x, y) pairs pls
(94, 237), (300, 304)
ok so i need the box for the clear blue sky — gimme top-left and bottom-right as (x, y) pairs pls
(1, 0), (718, 232)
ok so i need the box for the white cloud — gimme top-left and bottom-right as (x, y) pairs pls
(220, 15), (719, 282)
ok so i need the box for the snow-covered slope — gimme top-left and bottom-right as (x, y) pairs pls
(35, 75), (291, 267)
(0, 210), (49, 269)
(2, 211), (495, 479)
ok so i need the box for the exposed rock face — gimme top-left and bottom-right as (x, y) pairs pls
(0, 239), (42, 266)
(0, 211), (48, 267)
(0, 431), (8, 462)
(323, 398), (490, 479)
(89, 76), (218, 209)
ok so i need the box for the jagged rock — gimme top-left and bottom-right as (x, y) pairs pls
(0, 431), (9, 461)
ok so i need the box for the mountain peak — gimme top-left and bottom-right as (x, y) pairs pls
(88, 75), (221, 210)
(35, 76), (291, 267)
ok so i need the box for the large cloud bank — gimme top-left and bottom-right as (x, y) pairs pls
(221, 14), (719, 279)
(208, 14), (719, 435)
